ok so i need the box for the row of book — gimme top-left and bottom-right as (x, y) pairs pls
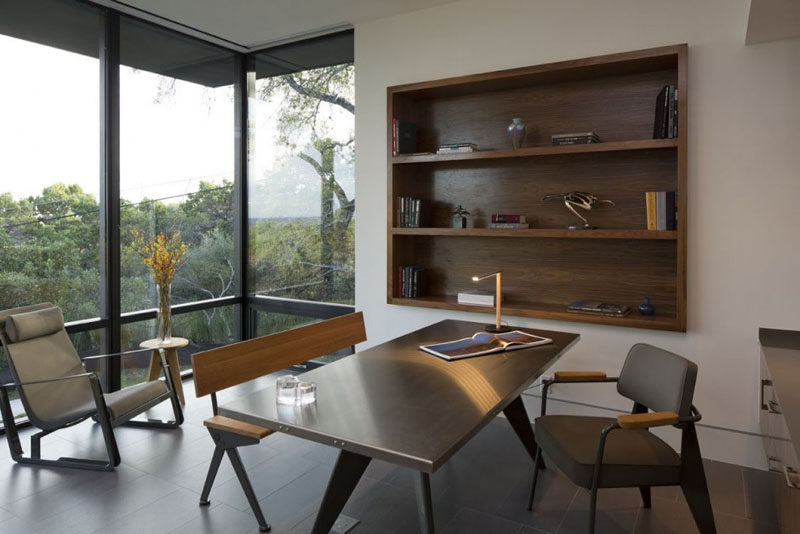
(397, 197), (423, 227)
(551, 132), (600, 146)
(489, 213), (529, 229)
(437, 142), (477, 154)
(653, 85), (678, 139)
(457, 290), (496, 307)
(645, 191), (677, 231)
(567, 300), (631, 317)
(397, 265), (425, 298)
(391, 119), (417, 155)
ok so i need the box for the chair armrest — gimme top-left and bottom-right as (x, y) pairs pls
(1, 372), (95, 389)
(617, 411), (679, 429)
(553, 371), (615, 383)
(81, 348), (153, 361)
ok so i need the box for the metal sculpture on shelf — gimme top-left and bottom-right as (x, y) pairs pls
(542, 191), (614, 229)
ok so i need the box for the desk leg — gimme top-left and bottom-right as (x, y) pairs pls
(414, 472), (435, 534)
(146, 348), (186, 405)
(503, 395), (544, 469)
(312, 449), (371, 534)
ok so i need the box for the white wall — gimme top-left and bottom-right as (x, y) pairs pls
(353, 0), (800, 469)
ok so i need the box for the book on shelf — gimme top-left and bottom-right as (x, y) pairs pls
(457, 289), (497, 307)
(396, 196), (423, 227)
(439, 142), (478, 149)
(419, 330), (553, 361)
(645, 191), (677, 230)
(567, 301), (631, 317)
(397, 265), (425, 298)
(491, 214), (526, 223)
(551, 132), (600, 146)
(488, 222), (530, 229)
(392, 119), (417, 155)
(653, 85), (678, 139)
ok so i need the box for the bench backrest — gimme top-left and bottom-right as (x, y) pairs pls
(191, 311), (366, 397)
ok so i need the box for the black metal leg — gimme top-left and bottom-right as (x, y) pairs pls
(312, 449), (371, 534)
(503, 395), (545, 469)
(680, 424), (717, 534)
(200, 445), (225, 505)
(413, 471), (435, 534)
(528, 446), (543, 510)
(227, 448), (271, 532)
(639, 486), (651, 509)
(588, 487), (598, 534)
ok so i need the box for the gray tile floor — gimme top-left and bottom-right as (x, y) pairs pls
(0, 376), (780, 533)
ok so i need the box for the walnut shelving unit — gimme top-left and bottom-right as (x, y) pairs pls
(387, 44), (688, 332)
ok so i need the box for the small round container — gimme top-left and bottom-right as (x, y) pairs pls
(296, 381), (317, 405)
(276, 375), (300, 405)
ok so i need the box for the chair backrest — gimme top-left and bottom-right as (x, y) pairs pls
(617, 343), (697, 418)
(191, 311), (366, 398)
(0, 303), (93, 428)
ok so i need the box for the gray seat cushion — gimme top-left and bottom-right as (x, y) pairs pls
(535, 415), (681, 489)
(103, 380), (170, 422)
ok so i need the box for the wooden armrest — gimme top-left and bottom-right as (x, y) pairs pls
(617, 411), (679, 429)
(204, 415), (274, 440)
(553, 371), (608, 382)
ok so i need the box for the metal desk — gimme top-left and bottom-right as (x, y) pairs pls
(220, 319), (580, 533)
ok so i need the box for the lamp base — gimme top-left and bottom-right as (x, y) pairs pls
(484, 324), (512, 333)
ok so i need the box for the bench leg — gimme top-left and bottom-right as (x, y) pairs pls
(200, 445), (225, 505)
(227, 447), (271, 532)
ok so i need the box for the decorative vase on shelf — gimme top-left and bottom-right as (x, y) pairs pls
(157, 283), (172, 344)
(507, 118), (526, 149)
(638, 296), (655, 316)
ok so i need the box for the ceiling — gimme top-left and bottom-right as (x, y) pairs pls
(111, 0), (456, 49)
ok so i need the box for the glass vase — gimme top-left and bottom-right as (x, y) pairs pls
(157, 283), (172, 344)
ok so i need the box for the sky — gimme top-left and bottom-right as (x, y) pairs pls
(0, 34), (354, 217)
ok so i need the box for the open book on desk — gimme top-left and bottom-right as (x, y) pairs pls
(419, 330), (553, 361)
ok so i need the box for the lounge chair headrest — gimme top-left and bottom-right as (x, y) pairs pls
(5, 306), (64, 343)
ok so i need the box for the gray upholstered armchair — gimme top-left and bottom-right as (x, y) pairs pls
(0, 303), (183, 471)
(529, 343), (715, 534)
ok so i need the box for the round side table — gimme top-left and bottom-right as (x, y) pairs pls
(140, 337), (189, 405)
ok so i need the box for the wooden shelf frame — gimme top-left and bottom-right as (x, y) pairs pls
(387, 44), (688, 332)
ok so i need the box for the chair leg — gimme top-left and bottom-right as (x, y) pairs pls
(528, 446), (543, 510)
(680, 424), (717, 534)
(227, 448), (271, 532)
(588, 486), (598, 534)
(199, 445), (225, 505)
(639, 486), (651, 509)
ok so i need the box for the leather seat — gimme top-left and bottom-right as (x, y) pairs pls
(534, 415), (681, 488)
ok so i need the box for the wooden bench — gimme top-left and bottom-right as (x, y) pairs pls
(191, 311), (367, 532)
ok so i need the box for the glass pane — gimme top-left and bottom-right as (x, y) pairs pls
(249, 63), (355, 305)
(0, 1), (101, 322)
(120, 305), (239, 387)
(119, 16), (238, 313)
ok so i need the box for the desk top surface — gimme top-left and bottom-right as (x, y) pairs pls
(760, 328), (800, 456)
(219, 319), (579, 472)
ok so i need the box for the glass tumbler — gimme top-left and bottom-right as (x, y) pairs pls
(297, 381), (317, 405)
(276, 375), (300, 405)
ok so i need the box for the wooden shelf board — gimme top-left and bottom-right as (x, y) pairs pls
(392, 138), (678, 165)
(388, 296), (681, 332)
(391, 228), (677, 240)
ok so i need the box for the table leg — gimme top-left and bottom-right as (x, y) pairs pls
(146, 348), (186, 405)
(503, 395), (544, 469)
(413, 471), (435, 534)
(311, 449), (371, 534)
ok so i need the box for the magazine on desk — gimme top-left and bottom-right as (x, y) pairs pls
(419, 330), (553, 361)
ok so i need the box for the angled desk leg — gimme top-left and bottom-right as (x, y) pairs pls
(311, 449), (371, 534)
(503, 395), (545, 470)
(414, 472), (435, 533)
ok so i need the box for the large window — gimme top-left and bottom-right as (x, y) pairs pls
(248, 33), (355, 344)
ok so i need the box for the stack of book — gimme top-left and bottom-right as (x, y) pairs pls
(437, 143), (478, 154)
(457, 290), (496, 307)
(567, 300), (631, 317)
(551, 132), (600, 146)
(488, 214), (529, 229)
(645, 191), (677, 230)
(653, 85), (678, 139)
(391, 119), (417, 155)
(397, 196), (423, 227)
(398, 265), (424, 298)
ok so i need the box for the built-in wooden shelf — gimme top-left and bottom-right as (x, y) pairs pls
(389, 296), (679, 332)
(391, 227), (677, 240)
(392, 138), (678, 164)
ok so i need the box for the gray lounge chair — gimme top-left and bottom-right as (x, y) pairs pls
(0, 303), (183, 471)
